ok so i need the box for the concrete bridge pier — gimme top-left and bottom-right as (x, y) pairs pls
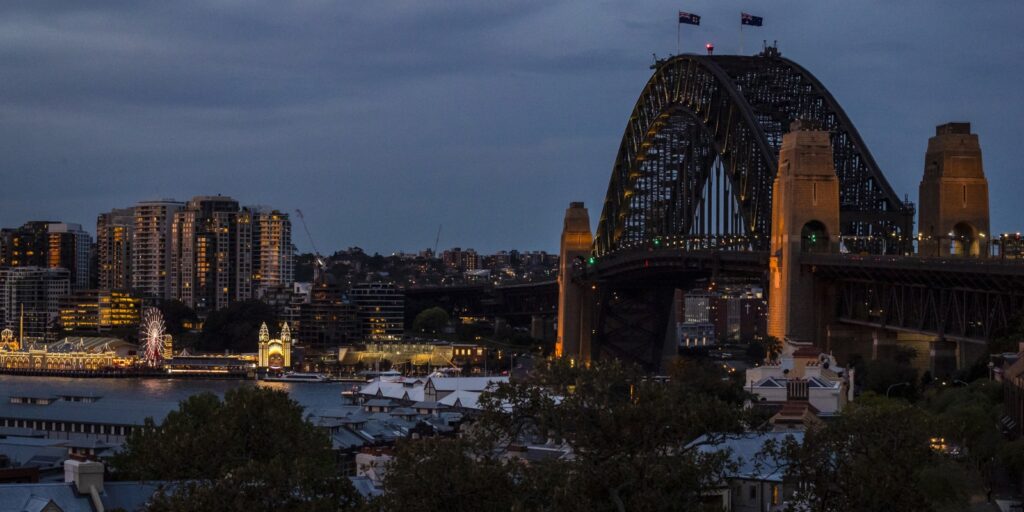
(767, 121), (841, 346)
(556, 202), (594, 364)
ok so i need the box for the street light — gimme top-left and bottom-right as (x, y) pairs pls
(886, 381), (911, 397)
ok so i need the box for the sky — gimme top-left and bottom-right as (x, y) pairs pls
(0, 1), (1021, 254)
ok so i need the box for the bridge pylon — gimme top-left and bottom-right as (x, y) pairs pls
(918, 122), (990, 257)
(768, 121), (840, 345)
(556, 202), (594, 363)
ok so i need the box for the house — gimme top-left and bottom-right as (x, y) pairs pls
(694, 432), (804, 512)
(745, 340), (853, 416)
(0, 460), (170, 512)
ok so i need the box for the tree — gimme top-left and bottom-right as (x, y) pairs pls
(376, 358), (752, 511)
(862, 358), (919, 400)
(761, 396), (973, 512)
(412, 307), (449, 335)
(110, 387), (360, 511)
(158, 300), (198, 336)
(198, 300), (278, 352)
(924, 381), (1007, 501)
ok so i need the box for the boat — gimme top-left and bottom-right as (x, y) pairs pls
(261, 372), (331, 383)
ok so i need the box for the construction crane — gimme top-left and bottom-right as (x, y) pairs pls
(295, 209), (327, 284)
(433, 224), (442, 255)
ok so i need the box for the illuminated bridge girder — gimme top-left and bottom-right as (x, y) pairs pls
(594, 49), (914, 256)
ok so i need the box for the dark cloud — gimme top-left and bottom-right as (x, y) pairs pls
(0, 1), (1021, 253)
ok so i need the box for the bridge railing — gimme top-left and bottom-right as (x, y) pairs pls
(601, 235), (766, 256)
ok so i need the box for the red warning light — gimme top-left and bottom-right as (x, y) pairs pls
(705, 43), (714, 55)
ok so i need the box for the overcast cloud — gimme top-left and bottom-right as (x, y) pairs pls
(0, 1), (1021, 253)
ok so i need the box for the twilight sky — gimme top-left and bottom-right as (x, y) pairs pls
(1, 1), (1021, 254)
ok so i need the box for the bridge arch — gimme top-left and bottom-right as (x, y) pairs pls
(594, 49), (913, 257)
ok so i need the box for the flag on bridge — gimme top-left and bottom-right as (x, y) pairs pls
(678, 11), (701, 25)
(741, 13), (763, 27)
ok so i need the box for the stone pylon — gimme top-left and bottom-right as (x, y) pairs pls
(556, 202), (593, 362)
(918, 122), (990, 257)
(767, 121), (840, 344)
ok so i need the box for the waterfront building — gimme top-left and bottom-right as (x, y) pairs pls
(350, 282), (404, 341)
(0, 393), (175, 443)
(257, 322), (292, 369)
(358, 373), (508, 411)
(96, 207), (135, 291)
(0, 337), (136, 371)
(0, 267), (70, 342)
(59, 290), (141, 333)
(299, 281), (359, 351)
(132, 199), (184, 301)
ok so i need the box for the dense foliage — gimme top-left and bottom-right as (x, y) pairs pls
(373, 359), (757, 512)
(412, 307), (449, 335)
(110, 387), (360, 511)
(198, 299), (278, 352)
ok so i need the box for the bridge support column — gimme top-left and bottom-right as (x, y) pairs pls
(530, 315), (553, 342)
(767, 121), (841, 345)
(918, 123), (990, 257)
(930, 339), (959, 379)
(556, 202), (594, 363)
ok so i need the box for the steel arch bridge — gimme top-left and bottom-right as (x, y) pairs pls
(594, 47), (914, 257)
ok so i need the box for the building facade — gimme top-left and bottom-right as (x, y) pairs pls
(59, 290), (142, 333)
(46, 223), (93, 291)
(0, 267), (71, 342)
(350, 282), (404, 341)
(96, 207), (135, 291)
(252, 208), (295, 298)
(170, 195), (250, 313)
(132, 200), (184, 301)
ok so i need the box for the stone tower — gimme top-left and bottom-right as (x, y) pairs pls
(918, 123), (989, 257)
(767, 122), (840, 344)
(556, 202), (593, 362)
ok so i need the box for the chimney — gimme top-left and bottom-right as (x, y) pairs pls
(64, 459), (104, 495)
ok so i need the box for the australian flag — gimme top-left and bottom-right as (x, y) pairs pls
(741, 12), (763, 27)
(678, 11), (701, 25)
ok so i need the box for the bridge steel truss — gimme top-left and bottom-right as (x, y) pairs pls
(805, 255), (1024, 344)
(594, 49), (914, 257)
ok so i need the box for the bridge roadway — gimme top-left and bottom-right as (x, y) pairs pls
(579, 247), (1024, 352)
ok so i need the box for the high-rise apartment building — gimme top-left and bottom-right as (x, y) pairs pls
(132, 200), (184, 301)
(97, 208), (135, 291)
(1, 222), (92, 292)
(0, 221), (52, 268)
(46, 223), (92, 291)
(350, 282), (404, 341)
(171, 195), (251, 313)
(0, 267), (70, 342)
(252, 208), (294, 298)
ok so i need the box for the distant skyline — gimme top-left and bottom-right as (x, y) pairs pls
(1, 1), (1021, 254)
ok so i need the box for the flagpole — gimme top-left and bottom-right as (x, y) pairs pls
(740, 24), (744, 55)
(677, 20), (680, 55)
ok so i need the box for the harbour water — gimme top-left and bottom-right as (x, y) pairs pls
(0, 375), (353, 411)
